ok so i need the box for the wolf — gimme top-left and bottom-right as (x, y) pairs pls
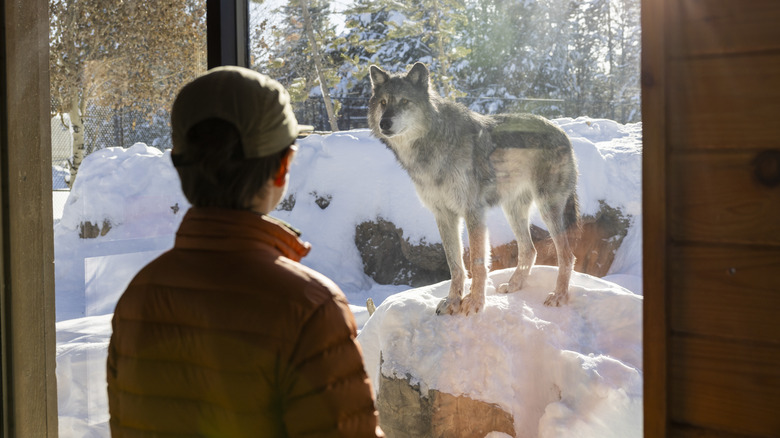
(368, 62), (580, 315)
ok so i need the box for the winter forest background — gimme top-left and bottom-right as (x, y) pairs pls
(50, 0), (640, 189)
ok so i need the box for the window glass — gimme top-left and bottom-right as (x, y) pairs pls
(250, 0), (643, 435)
(50, 0), (642, 435)
(50, 0), (206, 434)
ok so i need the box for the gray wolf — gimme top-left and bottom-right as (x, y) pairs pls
(368, 62), (579, 315)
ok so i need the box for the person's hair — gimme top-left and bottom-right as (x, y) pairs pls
(174, 118), (289, 209)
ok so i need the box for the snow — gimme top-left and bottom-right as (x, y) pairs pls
(54, 117), (643, 437)
(359, 268), (642, 438)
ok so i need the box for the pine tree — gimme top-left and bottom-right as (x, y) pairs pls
(341, 0), (469, 98)
(264, 0), (342, 131)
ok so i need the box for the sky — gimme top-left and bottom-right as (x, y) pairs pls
(53, 117), (643, 437)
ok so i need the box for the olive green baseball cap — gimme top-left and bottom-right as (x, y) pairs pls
(171, 66), (313, 159)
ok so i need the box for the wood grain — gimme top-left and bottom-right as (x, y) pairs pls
(2, 0), (58, 435)
(641, 0), (670, 435)
(668, 54), (780, 150)
(670, 423), (765, 438)
(670, 244), (780, 343)
(670, 335), (780, 436)
(671, 0), (780, 57)
(669, 151), (780, 245)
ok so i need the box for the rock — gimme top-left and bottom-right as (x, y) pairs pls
(355, 202), (630, 285)
(78, 219), (112, 239)
(310, 191), (332, 210)
(377, 357), (515, 438)
(354, 219), (449, 286)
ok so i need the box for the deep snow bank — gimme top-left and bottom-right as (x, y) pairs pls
(53, 119), (643, 437)
(358, 267), (643, 438)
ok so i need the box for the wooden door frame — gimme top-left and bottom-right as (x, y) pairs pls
(1, 0), (58, 435)
(641, 0), (668, 436)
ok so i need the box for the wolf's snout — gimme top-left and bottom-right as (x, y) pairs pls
(379, 118), (393, 132)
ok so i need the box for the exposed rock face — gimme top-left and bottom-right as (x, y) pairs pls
(377, 363), (515, 438)
(356, 201), (630, 285)
(78, 219), (112, 238)
(354, 219), (449, 286)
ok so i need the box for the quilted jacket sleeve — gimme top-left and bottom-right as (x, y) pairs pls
(282, 289), (383, 438)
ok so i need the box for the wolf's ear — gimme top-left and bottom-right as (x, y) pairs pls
(406, 62), (429, 89)
(369, 65), (389, 88)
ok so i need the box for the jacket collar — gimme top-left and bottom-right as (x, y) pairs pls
(175, 207), (312, 261)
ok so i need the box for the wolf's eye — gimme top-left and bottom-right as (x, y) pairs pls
(400, 98), (409, 105)
(379, 99), (387, 107)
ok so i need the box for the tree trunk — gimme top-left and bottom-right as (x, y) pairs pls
(67, 95), (86, 189)
(300, 0), (339, 132)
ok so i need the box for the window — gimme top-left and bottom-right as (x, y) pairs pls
(34, 0), (642, 436)
(247, 1), (643, 436)
(50, 0), (207, 434)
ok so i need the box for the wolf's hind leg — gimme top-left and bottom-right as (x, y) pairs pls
(498, 193), (535, 294)
(539, 195), (575, 307)
(434, 212), (466, 315)
(460, 211), (489, 315)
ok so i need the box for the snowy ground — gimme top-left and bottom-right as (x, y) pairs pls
(54, 118), (643, 437)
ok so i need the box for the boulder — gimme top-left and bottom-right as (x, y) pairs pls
(78, 219), (112, 239)
(355, 201), (631, 285)
(354, 219), (449, 286)
(377, 356), (515, 438)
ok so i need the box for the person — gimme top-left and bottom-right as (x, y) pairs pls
(107, 66), (384, 437)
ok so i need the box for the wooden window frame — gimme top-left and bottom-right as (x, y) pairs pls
(641, 0), (668, 435)
(1, 0), (58, 435)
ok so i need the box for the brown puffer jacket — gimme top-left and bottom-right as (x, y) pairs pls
(107, 208), (383, 437)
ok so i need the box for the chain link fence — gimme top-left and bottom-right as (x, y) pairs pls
(51, 105), (174, 189)
(51, 94), (639, 189)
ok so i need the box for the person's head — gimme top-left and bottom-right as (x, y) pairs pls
(170, 66), (312, 213)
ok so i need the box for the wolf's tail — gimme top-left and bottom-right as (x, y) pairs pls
(564, 192), (582, 242)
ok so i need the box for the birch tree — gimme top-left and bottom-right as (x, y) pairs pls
(50, 0), (206, 187)
(264, 0), (342, 131)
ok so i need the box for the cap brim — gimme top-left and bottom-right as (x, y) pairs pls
(297, 125), (315, 138)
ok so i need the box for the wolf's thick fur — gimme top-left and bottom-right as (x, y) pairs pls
(368, 62), (580, 315)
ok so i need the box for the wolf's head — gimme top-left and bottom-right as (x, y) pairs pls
(368, 62), (431, 142)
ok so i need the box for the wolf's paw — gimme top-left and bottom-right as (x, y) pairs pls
(436, 296), (462, 316)
(460, 293), (485, 315)
(544, 291), (569, 307)
(497, 283), (514, 294)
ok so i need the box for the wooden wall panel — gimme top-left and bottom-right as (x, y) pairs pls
(668, 55), (780, 150)
(669, 244), (780, 343)
(646, 0), (780, 435)
(671, 0), (780, 57)
(669, 151), (780, 245)
(669, 423), (768, 438)
(669, 335), (780, 436)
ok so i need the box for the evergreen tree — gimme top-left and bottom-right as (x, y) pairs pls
(263, 0), (342, 130)
(341, 0), (469, 98)
(609, 0), (642, 122)
(457, 0), (542, 113)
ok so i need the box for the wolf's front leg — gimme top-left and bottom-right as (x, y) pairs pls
(460, 212), (489, 315)
(434, 212), (466, 315)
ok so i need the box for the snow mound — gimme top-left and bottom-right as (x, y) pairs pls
(358, 266), (642, 438)
(57, 143), (188, 241)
